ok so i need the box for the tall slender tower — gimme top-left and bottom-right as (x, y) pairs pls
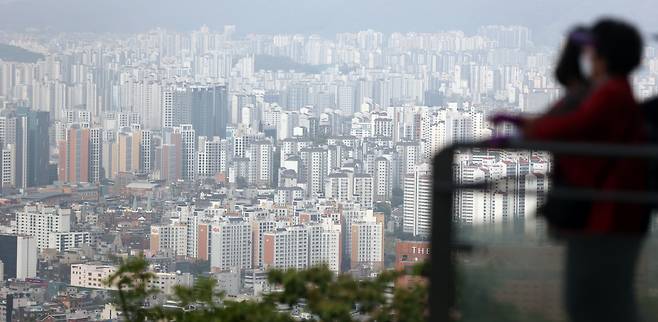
(179, 125), (196, 181)
(403, 163), (432, 237)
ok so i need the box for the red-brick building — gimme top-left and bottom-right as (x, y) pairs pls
(395, 240), (430, 287)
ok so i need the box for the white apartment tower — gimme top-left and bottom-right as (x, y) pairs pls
(395, 141), (420, 189)
(162, 87), (192, 128)
(14, 204), (71, 251)
(140, 82), (163, 129)
(403, 163), (432, 237)
(16, 235), (37, 279)
(210, 217), (252, 271)
(300, 147), (329, 198)
(197, 136), (226, 178)
(150, 224), (189, 257)
(1, 146), (14, 189)
(308, 221), (341, 273)
(353, 174), (374, 209)
(48, 232), (94, 252)
(263, 226), (309, 270)
(350, 212), (384, 273)
(248, 139), (274, 187)
(373, 156), (392, 202)
(325, 171), (352, 203)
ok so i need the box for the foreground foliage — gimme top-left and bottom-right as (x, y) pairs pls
(108, 255), (552, 322)
(106, 255), (427, 322)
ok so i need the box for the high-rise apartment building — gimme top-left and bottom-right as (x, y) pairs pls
(48, 232), (94, 252)
(197, 136), (227, 179)
(149, 211), (211, 261)
(403, 163), (432, 237)
(71, 264), (194, 294)
(150, 223), (189, 257)
(300, 147), (328, 198)
(286, 84), (309, 110)
(307, 220), (341, 273)
(108, 129), (142, 177)
(58, 125), (90, 183)
(251, 218), (277, 269)
(257, 218), (341, 273)
(248, 139), (273, 187)
(88, 128), (103, 183)
(1, 146), (14, 189)
(353, 173), (374, 208)
(179, 124), (196, 181)
(337, 85), (355, 115)
(191, 85), (228, 138)
(373, 156), (392, 202)
(209, 217), (252, 271)
(59, 125), (103, 184)
(349, 212), (384, 274)
(325, 171), (352, 203)
(263, 225), (309, 270)
(16, 235), (37, 280)
(9, 109), (51, 189)
(132, 81), (163, 129)
(14, 204), (71, 252)
(394, 141), (420, 189)
(156, 128), (183, 182)
(140, 130), (153, 174)
(0, 234), (37, 280)
(162, 87), (191, 128)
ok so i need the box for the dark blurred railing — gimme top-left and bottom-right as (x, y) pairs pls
(430, 140), (658, 322)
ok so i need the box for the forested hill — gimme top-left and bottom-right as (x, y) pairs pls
(0, 43), (43, 63)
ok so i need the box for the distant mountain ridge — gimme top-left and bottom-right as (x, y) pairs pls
(0, 43), (43, 63)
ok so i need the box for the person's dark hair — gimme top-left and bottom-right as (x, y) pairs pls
(555, 26), (588, 86)
(591, 18), (643, 76)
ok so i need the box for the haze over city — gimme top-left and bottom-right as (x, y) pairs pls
(0, 0), (657, 43)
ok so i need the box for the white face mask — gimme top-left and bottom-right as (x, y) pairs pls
(579, 50), (594, 79)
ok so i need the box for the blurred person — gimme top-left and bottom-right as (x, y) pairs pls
(547, 26), (591, 115)
(493, 18), (648, 322)
(492, 25), (592, 225)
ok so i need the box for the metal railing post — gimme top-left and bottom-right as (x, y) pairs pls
(430, 147), (456, 322)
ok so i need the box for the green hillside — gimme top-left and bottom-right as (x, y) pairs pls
(0, 43), (44, 63)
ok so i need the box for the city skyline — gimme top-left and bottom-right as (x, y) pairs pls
(0, 11), (656, 321)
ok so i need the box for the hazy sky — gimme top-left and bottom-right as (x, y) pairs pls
(0, 0), (656, 44)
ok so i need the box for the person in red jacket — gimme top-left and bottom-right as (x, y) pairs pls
(494, 19), (648, 322)
(539, 20), (646, 322)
